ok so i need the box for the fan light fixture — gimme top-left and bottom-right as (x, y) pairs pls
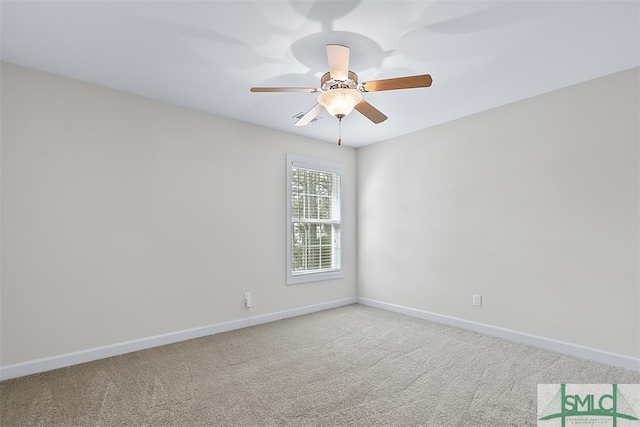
(317, 89), (362, 118)
(250, 43), (433, 145)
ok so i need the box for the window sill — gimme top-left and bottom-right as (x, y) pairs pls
(287, 270), (344, 285)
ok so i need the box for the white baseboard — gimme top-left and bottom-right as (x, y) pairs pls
(4, 296), (634, 380)
(0, 297), (357, 381)
(357, 297), (640, 372)
(249, 297), (358, 326)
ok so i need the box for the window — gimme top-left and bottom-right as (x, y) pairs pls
(286, 154), (344, 285)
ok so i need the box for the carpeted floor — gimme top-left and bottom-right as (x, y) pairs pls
(1, 304), (638, 426)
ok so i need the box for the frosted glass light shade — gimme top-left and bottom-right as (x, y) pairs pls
(317, 89), (363, 117)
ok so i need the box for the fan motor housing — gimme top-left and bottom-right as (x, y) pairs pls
(321, 71), (359, 91)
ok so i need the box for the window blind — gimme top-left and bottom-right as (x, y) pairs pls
(287, 155), (344, 284)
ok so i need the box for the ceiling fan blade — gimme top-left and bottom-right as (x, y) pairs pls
(250, 87), (319, 93)
(294, 103), (325, 127)
(326, 44), (350, 81)
(361, 74), (433, 92)
(354, 100), (388, 124)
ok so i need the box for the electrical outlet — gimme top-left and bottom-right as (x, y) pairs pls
(244, 292), (252, 308)
(473, 294), (482, 307)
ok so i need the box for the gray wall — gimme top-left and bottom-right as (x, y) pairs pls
(358, 67), (639, 358)
(2, 63), (638, 367)
(1, 63), (358, 365)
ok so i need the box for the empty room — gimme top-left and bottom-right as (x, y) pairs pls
(1, 1), (639, 426)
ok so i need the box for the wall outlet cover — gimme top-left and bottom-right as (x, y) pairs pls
(473, 294), (482, 307)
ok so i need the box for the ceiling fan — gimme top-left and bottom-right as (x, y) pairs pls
(250, 44), (432, 144)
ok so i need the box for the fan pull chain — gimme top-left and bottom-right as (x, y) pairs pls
(337, 116), (342, 146)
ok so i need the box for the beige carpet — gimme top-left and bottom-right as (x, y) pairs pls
(1, 304), (638, 426)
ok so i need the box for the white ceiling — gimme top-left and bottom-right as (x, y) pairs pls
(2, 1), (639, 147)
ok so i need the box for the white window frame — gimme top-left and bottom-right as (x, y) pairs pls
(286, 154), (344, 285)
